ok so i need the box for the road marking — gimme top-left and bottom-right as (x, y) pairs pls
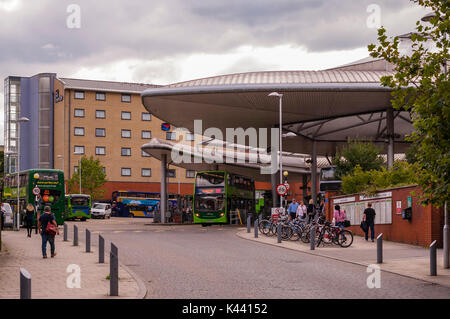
(113, 231), (124, 233)
(134, 231), (143, 233)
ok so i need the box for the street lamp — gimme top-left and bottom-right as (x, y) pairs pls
(268, 92), (283, 209)
(421, 11), (449, 269)
(74, 151), (83, 194)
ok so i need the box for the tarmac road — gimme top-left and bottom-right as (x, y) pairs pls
(69, 218), (450, 299)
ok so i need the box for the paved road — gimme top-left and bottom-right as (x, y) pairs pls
(69, 218), (450, 299)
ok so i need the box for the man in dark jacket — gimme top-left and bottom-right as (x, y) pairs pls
(37, 206), (59, 258)
(363, 202), (376, 242)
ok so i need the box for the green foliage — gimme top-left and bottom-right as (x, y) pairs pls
(332, 141), (384, 179)
(68, 156), (107, 199)
(341, 161), (418, 195)
(368, 0), (449, 207)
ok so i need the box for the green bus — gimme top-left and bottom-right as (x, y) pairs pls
(2, 169), (66, 226)
(193, 171), (255, 225)
(65, 194), (92, 221)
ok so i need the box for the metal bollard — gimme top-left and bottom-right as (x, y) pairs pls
(430, 240), (437, 276)
(254, 219), (259, 238)
(277, 223), (282, 243)
(86, 229), (91, 253)
(377, 233), (383, 264)
(73, 225), (78, 246)
(99, 235), (104, 263)
(110, 243), (119, 296)
(310, 226), (316, 250)
(63, 223), (68, 242)
(20, 268), (31, 299)
(247, 216), (251, 233)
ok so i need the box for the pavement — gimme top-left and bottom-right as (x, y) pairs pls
(0, 227), (147, 299)
(237, 228), (450, 288)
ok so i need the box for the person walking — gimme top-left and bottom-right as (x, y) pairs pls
(334, 205), (346, 229)
(296, 201), (307, 221)
(307, 199), (315, 224)
(25, 203), (35, 237)
(0, 203), (5, 231)
(37, 206), (59, 258)
(362, 202), (376, 242)
(287, 198), (299, 220)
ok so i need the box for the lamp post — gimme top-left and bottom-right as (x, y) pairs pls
(74, 151), (83, 194)
(421, 11), (448, 269)
(268, 92), (283, 208)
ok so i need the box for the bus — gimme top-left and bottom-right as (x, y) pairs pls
(2, 169), (66, 225)
(65, 194), (92, 221)
(319, 166), (342, 192)
(111, 191), (178, 218)
(193, 171), (255, 225)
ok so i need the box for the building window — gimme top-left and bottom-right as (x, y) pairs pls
(142, 113), (151, 121)
(142, 168), (152, 177)
(96, 92), (106, 101)
(142, 131), (152, 139)
(166, 132), (176, 140)
(74, 146), (84, 154)
(102, 167), (106, 174)
(122, 94), (131, 103)
(96, 110), (106, 119)
(74, 127), (85, 136)
(74, 91), (85, 99)
(74, 166), (79, 173)
(121, 168), (131, 176)
(186, 170), (195, 178)
(142, 150), (151, 157)
(74, 109), (85, 117)
(121, 130), (131, 138)
(121, 112), (131, 120)
(167, 169), (176, 178)
(96, 147), (106, 155)
(121, 148), (131, 156)
(186, 133), (195, 141)
(96, 128), (106, 137)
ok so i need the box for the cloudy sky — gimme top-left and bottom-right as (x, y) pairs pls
(0, 0), (429, 141)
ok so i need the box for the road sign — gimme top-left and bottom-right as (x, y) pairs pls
(32, 187), (40, 196)
(276, 184), (287, 196)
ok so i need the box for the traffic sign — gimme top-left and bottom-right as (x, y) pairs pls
(276, 184), (287, 196)
(32, 187), (40, 196)
(284, 182), (290, 190)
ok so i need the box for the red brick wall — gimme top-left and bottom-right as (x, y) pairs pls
(330, 186), (444, 247)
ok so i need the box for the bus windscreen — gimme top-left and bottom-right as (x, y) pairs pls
(195, 172), (225, 187)
(196, 195), (225, 212)
(71, 196), (90, 206)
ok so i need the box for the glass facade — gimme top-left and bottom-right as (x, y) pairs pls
(38, 76), (52, 169)
(4, 77), (21, 174)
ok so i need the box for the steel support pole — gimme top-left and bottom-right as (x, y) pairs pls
(160, 154), (167, 224)
(271, 172), (278, 207)
(63, 223), (68, 241)
(277, 223), (282, 243)
(20, 268), (31, 299)
(254, 219), (259, 238)
(110, 243), (119, 296)
(444, 201), (449, 269)
(279, 95), (283, 209)
(386, 107), (394, 169)
(310, 226), (316, 250)
(86, 229), (91, 253)
(311, 140), (318, 205)
(73, 225), (78, 246)
(99, 235), (104, 263)
(430, 240), (437, 276)
(247, 215), (251, 233)
(377, 233), (383, 264)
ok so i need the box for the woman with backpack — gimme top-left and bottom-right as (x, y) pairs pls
(37, 206), (59, 259)
(334, 205), (346, 229)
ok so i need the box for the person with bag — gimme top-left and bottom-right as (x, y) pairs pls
(25, 203), (35, 238)
(334, 205), (347, 229)
(37, 206), (59, 259)
(362, 202), (376, 242)
(296, 201), (307, 221)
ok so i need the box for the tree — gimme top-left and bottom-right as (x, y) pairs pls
(332, 141), (384, 179)
(68, 156), (107, 199)
(368, 0), (449, 207)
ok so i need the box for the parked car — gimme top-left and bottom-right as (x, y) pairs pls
(1, 203), (14, 228)
(91, 203), (112, 219)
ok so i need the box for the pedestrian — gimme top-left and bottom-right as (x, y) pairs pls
(0, 203), (5, 231)
(307, 199), (315, 224)
(296, 200), (307, 221)
(334, 205), (346, 229)
(362, 202), (376, 242)
(287, 198), (299, 220)
(37, 206), (59, 258)
(25, 203), (35, 237)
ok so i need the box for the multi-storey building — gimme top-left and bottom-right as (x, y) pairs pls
(4, 73), (196, 200)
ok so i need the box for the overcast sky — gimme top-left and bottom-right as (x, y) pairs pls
(0, 0), (429, 141)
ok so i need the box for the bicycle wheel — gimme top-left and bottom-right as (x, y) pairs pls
(300, 225), (311, 243)
(338, 230), (354, 248)
(259, 220), (270, 235)
(281, 225), (293, 240)
(321, 228), (333, 245)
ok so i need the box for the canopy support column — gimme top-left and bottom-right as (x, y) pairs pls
(271, 172), (278, 207)
(161, 154), (167, 224)
(311, 140), (318, 205)
(387, 107), (395, 169)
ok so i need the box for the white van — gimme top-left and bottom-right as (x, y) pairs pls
(1, 203), (14, 228)
(91, 203), (112, 219)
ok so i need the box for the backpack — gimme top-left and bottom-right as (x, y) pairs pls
(45, 215), (57, 237)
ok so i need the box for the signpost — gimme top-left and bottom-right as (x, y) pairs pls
(276, 184), (287, 197)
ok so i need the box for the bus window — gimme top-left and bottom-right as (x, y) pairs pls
(71, 196), (90, 206)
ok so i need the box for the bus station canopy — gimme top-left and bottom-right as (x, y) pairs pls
(142, 59), (414, 156)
